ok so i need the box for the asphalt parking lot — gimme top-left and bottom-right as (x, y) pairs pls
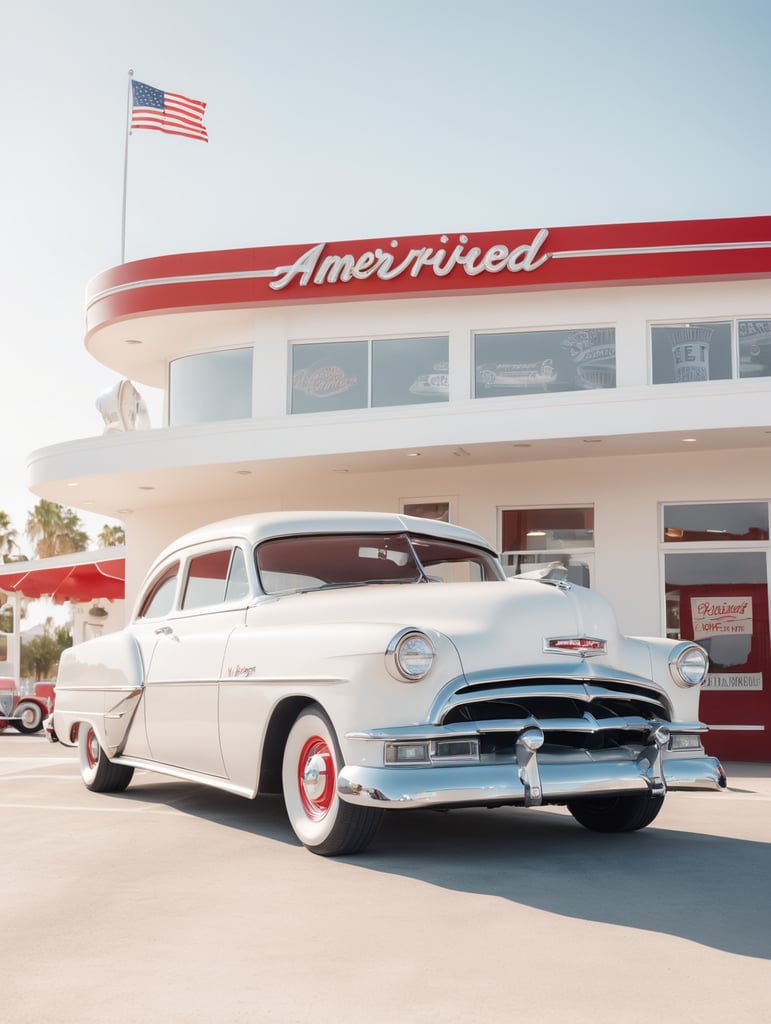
(2, 732), (770, 1024)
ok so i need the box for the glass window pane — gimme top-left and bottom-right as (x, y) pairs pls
(664, 552), (768, 672)
(169, 349), (253, 426)
(403, 501), (450, 522)
(138, 563), (179, 619)
(182, 550), (231, 610)
(651, 322), (732, 383)
(500, 508), (594, 587)
(372, 337), (449, 406)
(290, 342), (368, 413)
(501, 508), (594, 551)
(738, 320), (771, 379)
(474, 329), (615, 397)
(663, 503), (769, 542)
(225, 548), (250, 602)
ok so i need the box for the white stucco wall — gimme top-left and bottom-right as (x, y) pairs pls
(118, 444), (771, 640)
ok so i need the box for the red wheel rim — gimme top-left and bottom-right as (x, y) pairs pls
(85, 728), (99, 769)
(297, 735), (335, 820)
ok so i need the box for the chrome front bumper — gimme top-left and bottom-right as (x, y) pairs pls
(338, 754), (727, 809)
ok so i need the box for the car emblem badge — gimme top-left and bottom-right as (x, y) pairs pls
(544, 636), (607, 658)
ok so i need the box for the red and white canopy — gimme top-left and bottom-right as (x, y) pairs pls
(0, 549), (125, 603)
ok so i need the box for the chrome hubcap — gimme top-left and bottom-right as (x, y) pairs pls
(302, 752), (329, 801)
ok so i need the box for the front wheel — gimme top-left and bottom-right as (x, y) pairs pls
(281, 705), (383, 856)
(567, 791), (665, 833)
(78, 724), (134, 793)
(14, 701), (44, 734)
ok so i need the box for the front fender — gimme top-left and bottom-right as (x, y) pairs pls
(54, 633), (145, 756)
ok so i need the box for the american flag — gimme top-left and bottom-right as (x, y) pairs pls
(130, 80), (208, 142)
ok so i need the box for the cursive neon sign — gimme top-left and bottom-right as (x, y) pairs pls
(269, 229), (550, 291)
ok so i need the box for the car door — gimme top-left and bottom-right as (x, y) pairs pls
(142, 544), (250, 777)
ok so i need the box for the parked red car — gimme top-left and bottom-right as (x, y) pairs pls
(0, 678), (54, 734)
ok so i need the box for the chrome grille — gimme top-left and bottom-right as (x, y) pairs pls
(441, 678), (669, 753)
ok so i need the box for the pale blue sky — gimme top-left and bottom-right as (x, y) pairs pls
(2, 0), (770, 544)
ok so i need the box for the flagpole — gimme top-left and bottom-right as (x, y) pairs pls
(121, 69), (134, 264)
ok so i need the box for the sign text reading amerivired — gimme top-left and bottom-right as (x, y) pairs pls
(269, 229), (550, 291)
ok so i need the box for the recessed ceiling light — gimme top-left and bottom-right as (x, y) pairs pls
(512, 443), (532, 448)
(681, 437), (697, 443)
(406, 452), (421, 458)
(116, 508), (133, 515)
(583, 439), (602, 444)
(66, 481), (79, 487)
(124, 338), (143, 345)
(138, 485), (155, 491)
(235, 470), (252, 476)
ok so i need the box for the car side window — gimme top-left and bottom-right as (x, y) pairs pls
(224, 547), (250, 602)
(138, 562), (180, 619)
(182, 547), (250, 611)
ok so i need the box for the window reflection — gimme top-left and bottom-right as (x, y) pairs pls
(651, 322), (732, 384)
(291, 341), (368, 413)
(665, 551), (768, 678)
(474, 329), (615, 396)
(372, 337), (448, 406)
(663, 503), (769, 542)
(290, 337), (449, 413)
(500, 508), (594, 587)
(739, 320), (771, 378)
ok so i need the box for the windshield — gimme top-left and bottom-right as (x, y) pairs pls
(255, 532), (504, 595)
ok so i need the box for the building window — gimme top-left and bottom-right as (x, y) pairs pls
(499, 507), (594, 586)
(663, 502), (769, 543)
(650, 319), (771, 384)
(401, 499), (452, 522)
(169, 348), (253, 426)
(290, 337), (449, 413)
(474, 328), (616, 397)
(738, 319), (771, 378)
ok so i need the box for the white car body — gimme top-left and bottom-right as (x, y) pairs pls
(49, 510), (725, 855)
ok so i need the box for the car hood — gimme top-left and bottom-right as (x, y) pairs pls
(253, 578), (654, 682)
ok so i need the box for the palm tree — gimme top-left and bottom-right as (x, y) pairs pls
(97, 524), (125, 547)
(26, 500), (89, 558)
(0, 510), (20, 563)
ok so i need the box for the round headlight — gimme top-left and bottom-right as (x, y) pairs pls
(669, 643), (709, 688)
(386, 629), (435, 681)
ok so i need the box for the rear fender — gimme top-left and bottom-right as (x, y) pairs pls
(55, 633), (145, 756)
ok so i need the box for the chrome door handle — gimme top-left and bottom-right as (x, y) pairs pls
(154, 625), (174, 635)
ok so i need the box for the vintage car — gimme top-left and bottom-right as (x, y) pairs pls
(47, 511), (726, 855)
(0, 678), (55, 734)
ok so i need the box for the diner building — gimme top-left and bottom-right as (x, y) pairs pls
(23, 214), (771, 761)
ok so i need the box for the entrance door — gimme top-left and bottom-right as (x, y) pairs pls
(665, 552), (770, 761)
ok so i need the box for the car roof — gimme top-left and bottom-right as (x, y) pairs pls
(152, 510), (495, 567)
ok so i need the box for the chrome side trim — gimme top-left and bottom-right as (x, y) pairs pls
(109, 755), (255, 798)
